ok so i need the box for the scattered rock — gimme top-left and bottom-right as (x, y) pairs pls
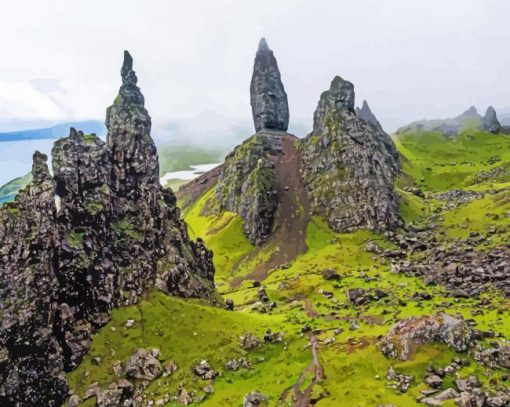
(378, 313), (474, 360)
(243, 390), (268, 407)
(125, 348), (162, 381)
(193, 360), (218, 380)
(322, 269), (340, 280)
(240, 333), (262, 350)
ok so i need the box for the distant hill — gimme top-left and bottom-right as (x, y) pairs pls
(0, 120), (106, 142)
(396, 106), (504, 136)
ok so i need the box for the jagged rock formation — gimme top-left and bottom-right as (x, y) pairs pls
(300, 76), (402, 233)
(0, 51), (215, 406)
(356, 100), (400, 168)
(398, 105), (504, 135)
(0, 152), (66, 406)
(250, 38), (289, 132)
(216, 133), (280, 245)
(480, 106), (503, 134)
(217, 74), (402, 243)
(356, 100), (381, 129)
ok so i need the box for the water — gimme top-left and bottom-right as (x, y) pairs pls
(160, 163), (221, 184)
(0, 139), (221, 187)
(0, 139), (54, 185)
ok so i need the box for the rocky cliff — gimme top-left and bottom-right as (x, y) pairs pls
(300, 76), (402, 233)
(216, 133), (281, 245)
(216, 39), (291, 245)
(215, 41), (402, 245)
(0, 51), (215, 406)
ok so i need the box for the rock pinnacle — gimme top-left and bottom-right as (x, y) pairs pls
(250, 38), (289, 132)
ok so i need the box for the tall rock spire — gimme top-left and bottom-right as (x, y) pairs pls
(481, 106), (502, 134)
(106, 50), (159, 197)
(356, 100), (382, 129)
(250, 38), (289, 132)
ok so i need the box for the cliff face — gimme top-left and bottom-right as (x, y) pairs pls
(216, 41), (402, 246)
(0, 51), (215, 406)
(300, 76), (402, 233)
(216, 134), (280, 245)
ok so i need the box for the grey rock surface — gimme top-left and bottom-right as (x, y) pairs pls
(301, 76), (402, 233)
(481, 106), (503, 134)
(0, 51), (216, 406)
(250, 38), (289, 132)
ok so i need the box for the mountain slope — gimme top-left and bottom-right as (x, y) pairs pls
(0, 120), (106, 142)
(0, 52), (215, 406)
(2, 42), (510, 407)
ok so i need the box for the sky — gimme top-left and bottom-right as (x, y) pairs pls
(0, 0), (509, 134)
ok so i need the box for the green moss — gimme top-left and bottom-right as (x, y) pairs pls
(113, 217), (143, 242)
(67, 292), (310, 405)
(67, 231), (84, 249)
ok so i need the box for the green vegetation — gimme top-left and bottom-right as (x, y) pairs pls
(0, 173), (32, 205)
(158, 144), (225, 175)
(67, 231), (84, 249)
(395, 130), (510, 191)
(68, 129), (510, 406)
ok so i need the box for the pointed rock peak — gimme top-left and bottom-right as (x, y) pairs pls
(358, 100), (382, 129)
(481, 105), (502, 134)
(107, 50), (147, 122)
(68, 127), (85, 140)
(459, 105), (479, 117)
(250, 38), (289, 132)
(32, 151), (51, 184)
(327, 76), (356, 111)
(258, 37), (270, 51)
(122, 50), (133, 75)
(120, 50), (138, 87)
(484, 105), (497, 117)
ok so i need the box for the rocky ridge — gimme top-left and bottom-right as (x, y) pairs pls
(214, 41), (402, 245)
(398, 105), (505, 135)
(0, 51), (215, 406)
(300, 76), (402, 233)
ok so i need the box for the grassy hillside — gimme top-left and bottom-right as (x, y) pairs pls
(0, 173), (32, 205)
(68, 130), (510, 406)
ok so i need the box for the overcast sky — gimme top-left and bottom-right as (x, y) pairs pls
(0, 0), (509, 133)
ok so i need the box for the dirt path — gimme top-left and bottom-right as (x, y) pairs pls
(280, 333), (325, 406)
(231, 134), (311, 287)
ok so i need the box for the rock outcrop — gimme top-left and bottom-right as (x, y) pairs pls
(300, 76), (402, 233)
(216, 133), (281, 245)
(378, 313), (475, 360)
(481, 106), (503, 134)
(0, 51), (215, 406)
(250, 38), (289, 133)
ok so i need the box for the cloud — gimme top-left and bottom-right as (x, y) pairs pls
(0, 0), (509, 133)
(0, 82), (67, 121)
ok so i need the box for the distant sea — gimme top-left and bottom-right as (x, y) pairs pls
(0, 139), (54, 185)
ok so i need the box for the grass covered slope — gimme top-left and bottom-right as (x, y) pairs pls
(0, 173), (32, 205)
(395, 130), (510, 192)
(69, 129), (510, 406)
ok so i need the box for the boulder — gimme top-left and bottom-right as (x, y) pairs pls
(378, 313), (474, 360)
(125, 348), (162, 381)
